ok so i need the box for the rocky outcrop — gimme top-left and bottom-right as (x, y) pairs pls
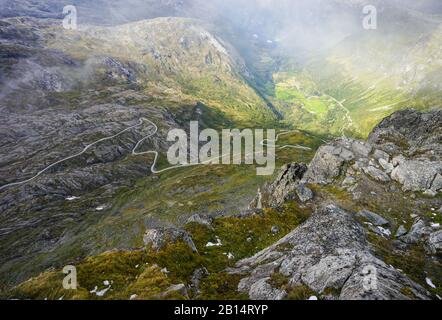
(395, 219), (442, 257)
(357, 210), (390, 227)
(159, 283), (189, 299)
(190, 267), (209, 296)
(397, 219), (432, 245)
(249, 163), (308, 208)
(238, 109), (441, 300)
(390, 158), (442, 192)
(143, 228), (198, 253)
(426, 231), (442, 255)
(230, 205), (431, 300)
(186, 214), (214, 227)
(302, 109), (442, 196)
(302, 144), (350, 184)
(368, 109), (442, 159)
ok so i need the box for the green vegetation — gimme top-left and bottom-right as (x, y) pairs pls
(5, 201), (311, 300)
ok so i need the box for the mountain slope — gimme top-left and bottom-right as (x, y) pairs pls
(6, 109), (441, 300)
(0, 15), (284, 288)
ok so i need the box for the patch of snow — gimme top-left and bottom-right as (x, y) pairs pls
(95, 286), (111, 297)
(308, 296), (318, 300)
(377, 226), (392, 237)
(431, 223), (440, 229)
(66, 196), (79, 201)
(95, 205), (105, 211)
(130, 294), (138, 300)
(90, 284), (111, 297)
(224, 252), (234, 260)
(426, 278), (436, 289)
(103, 280), (110, 286)
(206, 236), (222, 247)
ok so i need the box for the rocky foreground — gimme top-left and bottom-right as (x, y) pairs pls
(4, 109), (442, 300)
(236, 108), (442, 300)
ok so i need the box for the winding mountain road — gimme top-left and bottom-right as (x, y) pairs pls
(0, 118), (313, 191)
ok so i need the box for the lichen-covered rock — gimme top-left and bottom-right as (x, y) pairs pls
(398, 220), (431, 245)
(391, 159), (442, 192)
(426, 231), (442, 255)
(342, 176), (357, 188)
(362, 166), (391, 183)
(357, 210), (390, 226)
(160, 284), (189, 299)
(368, 109), (442, 158)
(186, 214), (214, 227)
(378, 158), (394, 174)
(248, 278), (287, 300)
(373, 149), (390, 161)
(143, 228), (198, 253)
(231, 205), (430, 300)
(249, 163), (307, 208)
(190, 267), (209, 296)
(295, 184), (314, 203)
(395, 225), (408, 238)
(303, 144), (348, 185)
(352, 141), (373, 158)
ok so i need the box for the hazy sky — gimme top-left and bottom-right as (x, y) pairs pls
(1, 0), (441, 53)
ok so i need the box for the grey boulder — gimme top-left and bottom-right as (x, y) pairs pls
(357, 210), (390, 226)
(231, 205), (430, 300)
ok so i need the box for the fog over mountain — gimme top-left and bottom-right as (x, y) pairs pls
(0, 0), (441, 301)
(2, 0), (442, 54)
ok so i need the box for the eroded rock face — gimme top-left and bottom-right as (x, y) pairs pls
(249, 163), (308, 208)
(230, 205), (431, 300)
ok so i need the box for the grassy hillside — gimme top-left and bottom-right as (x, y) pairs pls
(44, 17), (278, 127)
(270, 18), (442, 138)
